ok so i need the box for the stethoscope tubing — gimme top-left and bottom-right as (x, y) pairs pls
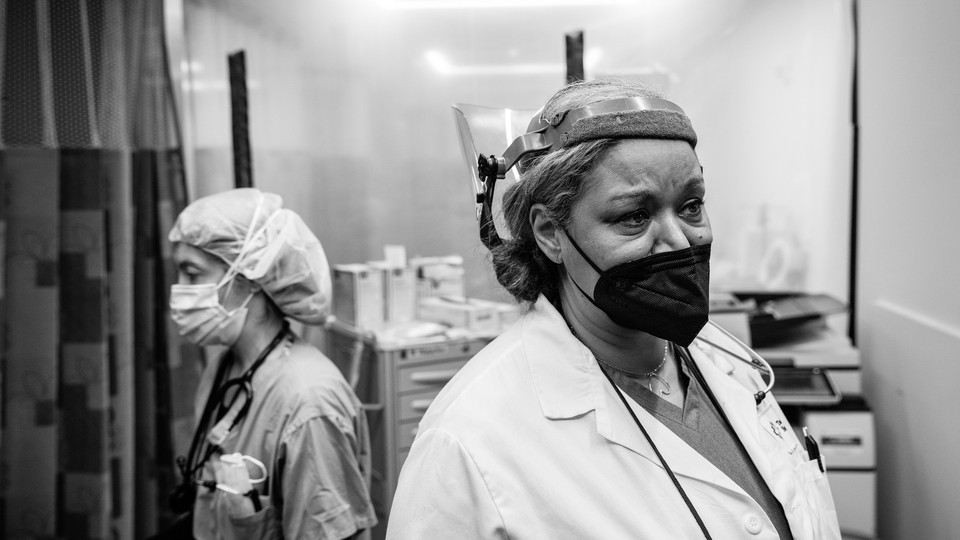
(694, 323), (776, 406)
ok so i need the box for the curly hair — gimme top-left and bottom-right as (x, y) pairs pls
(490, 79), (668, 303)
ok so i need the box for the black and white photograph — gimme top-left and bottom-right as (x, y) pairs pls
(0, 1), (955, 539)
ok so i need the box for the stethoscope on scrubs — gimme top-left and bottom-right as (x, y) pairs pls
(171, 321), (290, 511)
(598, 322), (776, 540)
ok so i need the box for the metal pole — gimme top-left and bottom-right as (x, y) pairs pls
(228, 50), (252, 188)
(565, 31), (585, 84)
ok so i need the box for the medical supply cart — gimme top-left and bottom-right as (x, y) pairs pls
(325, 320), (492, 540)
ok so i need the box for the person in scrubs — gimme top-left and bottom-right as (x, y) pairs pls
(167, 188), (376, 539)
(387, 80), (840, 539)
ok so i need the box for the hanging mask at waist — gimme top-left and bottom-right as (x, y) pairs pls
(564, 231), (711, 346)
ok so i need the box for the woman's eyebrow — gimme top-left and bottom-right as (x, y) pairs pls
(682, 175), (706, 188)
(177, 260), (202, 272)
(607, 188), (654, 205)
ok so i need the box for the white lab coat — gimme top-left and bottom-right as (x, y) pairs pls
(386, 296), (841, 540)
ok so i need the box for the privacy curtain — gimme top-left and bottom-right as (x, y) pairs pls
(0, 1), (201, 538)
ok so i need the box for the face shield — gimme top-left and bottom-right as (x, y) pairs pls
(452, 103), (538, 246)
(452, 97), (697, 251)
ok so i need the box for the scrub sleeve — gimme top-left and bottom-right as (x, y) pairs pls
(279, 410), (377, 539)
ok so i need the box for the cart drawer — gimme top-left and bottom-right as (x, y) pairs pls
(396, 357), (470, 394)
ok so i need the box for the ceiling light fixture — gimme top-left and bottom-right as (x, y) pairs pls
(387, 0), (630, 10)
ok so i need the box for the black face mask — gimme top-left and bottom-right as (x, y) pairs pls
(563, 230), (711, 346)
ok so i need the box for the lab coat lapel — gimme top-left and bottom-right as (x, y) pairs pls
(523, 297), (746, 495)
(688, 337), (775, 489)
(591, 360), (744, 495)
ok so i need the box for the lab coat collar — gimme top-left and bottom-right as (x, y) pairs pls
(522, 297), (756, 493)
(523, 296), (598, 420)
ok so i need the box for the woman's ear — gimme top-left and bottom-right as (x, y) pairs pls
(530, 204), (563, 264)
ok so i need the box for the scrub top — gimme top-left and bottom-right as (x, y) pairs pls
(192, 333), (377, 540)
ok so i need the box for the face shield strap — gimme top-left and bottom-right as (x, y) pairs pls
(476, 155), (504, 250)
(496, 96), (692, 177)
(474, 97), (695, 251)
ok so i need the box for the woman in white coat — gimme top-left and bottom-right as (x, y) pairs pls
(387, 79), (840, 539)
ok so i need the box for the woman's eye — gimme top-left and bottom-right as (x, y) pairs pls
(618, 210), (650, 228)
(681, 199), (705, 218)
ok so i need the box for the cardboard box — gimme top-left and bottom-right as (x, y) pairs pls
(332, 264), (384, 330)
(467, 298), (523, 333)
(418, 296), (498, 334)
(369, 262), (417, 325)
(412, 257), (466, 302)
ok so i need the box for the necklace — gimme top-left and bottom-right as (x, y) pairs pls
(568, 321), (672, 397)
(643, 342), (671, 397)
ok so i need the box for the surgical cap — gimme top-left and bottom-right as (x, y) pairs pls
(169, 188), (332, 325)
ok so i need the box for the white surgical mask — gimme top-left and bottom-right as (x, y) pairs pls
(170, 276), (255, 347)
(171, 193), (273, 346)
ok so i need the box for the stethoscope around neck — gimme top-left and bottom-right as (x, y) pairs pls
(694, 322), (776, 406)
(170, 322), (290, 512)
(597, 323), (776, 540)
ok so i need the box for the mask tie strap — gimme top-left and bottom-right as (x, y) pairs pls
(221, 208), (284, 291)
(560, 226), (607, 277)
(216, 196), (282, 305)
(221, 289), (256, 319)
(558, 226), (612, 308)
(236, 209), (283, 267)
(242, 455), (268, 484)
(218, 194), (268, 294)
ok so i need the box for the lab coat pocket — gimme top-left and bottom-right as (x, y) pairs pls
(796, 458), (835, 511)
(793, 458), (841, 540)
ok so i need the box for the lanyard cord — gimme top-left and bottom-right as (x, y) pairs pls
(598, 361), (714, 540)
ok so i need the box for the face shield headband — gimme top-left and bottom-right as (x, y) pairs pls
(475, 97), (698, 250)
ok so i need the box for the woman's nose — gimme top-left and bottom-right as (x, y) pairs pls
(651, 215), (691, 254)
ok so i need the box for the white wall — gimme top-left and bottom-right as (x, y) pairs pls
(178, 0), (852, 305)
(858, 0), (960, 538)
